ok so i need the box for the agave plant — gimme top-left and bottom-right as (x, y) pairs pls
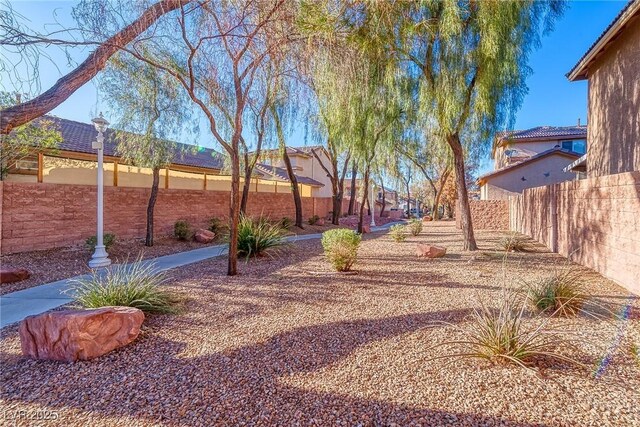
(233, 214), (287, 258)
(524, 267), (588, 317)
(497, 232), (527, 252)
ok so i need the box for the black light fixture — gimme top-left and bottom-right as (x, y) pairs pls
(521, 176), (527, 181)
(543, 172), (550, 177)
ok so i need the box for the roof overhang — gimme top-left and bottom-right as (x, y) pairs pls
(567, 0), (640, 81)
(563, 154), (587, 173)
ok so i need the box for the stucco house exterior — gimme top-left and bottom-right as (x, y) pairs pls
(566, 0), (640, 177)
(478, 126), (586, 200)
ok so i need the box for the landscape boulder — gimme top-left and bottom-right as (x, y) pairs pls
(0, 268), (30, 284)
(315, 217), (326, 226)
(19, 307), (144, 362)
(422, 216), (432, 222)
(416, 244), (447, 258)
(194, 229), (216, 244)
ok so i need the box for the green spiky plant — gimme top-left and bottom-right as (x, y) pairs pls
(71, 258), (181, 314)
(408, 219), (423, 236)
(428, 289), (588, 370)
(233, 214), (287, 258)
(524, 268), (588, 317)
(498, 232), (527, 252)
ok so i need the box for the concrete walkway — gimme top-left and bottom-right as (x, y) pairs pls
(0, 223), (400, 329)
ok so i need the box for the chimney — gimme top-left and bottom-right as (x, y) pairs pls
(15, 92), (21, 104)
(577, 118), (581, 126)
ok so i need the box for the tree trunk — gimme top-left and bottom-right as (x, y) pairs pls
(358, 166), (370, 233)
(228, 150), (240, 276)
(282, 150), (303, 228)
(145, 167), (160, 247)
(0, 0), (191, 134)
(380, 184), (386, 218)
(446, 133), (477, 250)
(406, 182), (411, 217)
(240, 159), (252, 214)
(348, 161), (357, 215)
(432, 167), (450, 221)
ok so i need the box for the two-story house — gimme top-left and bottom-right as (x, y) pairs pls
(478, 125), (587, 200)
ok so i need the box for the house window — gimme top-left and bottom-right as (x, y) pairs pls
(8, 155), (38, 175)
(561, 139), (586, 154)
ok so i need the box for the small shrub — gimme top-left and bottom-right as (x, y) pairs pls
(308, 215), (320, 225)
(389, 224), (407, 242)
(525, 268), (587, 317)
(498, 232), (527, 252)
(235, 214), (287, 258)
(430, 290), (585, 369)
(408, 219), (423, 236)
(86, 233), (116, 251)
(208, 217), (224, 235)
(174, 220), (191, 241)
(278, 217), (293, 229)
(321, 229), (361, 272)
(70, 258), (181, 314)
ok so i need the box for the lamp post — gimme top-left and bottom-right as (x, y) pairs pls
(370, 181), (376, 227)
(88, 113), (112, 269)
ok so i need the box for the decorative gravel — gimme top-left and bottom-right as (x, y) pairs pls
(1, 222), (638, 426)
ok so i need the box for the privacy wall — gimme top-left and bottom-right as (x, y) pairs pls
(456, 200), (509, 230)
(509, 172), (640, 295)
(0, 182), (332, 255)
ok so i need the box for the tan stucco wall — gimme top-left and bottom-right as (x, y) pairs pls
(494, 140), (580, 169)
(587, 14), (640, 177)
(271, 151), (334, 198)
(482, 154), (578, 199)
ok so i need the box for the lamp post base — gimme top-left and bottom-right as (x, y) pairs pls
(88, 245), (112, 269)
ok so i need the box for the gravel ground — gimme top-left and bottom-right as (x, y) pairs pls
(1, 222), (639, 426)
(0, 223), (345, 296)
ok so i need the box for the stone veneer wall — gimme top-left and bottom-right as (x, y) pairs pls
(510, 171), (640, 295)
(456, 200), (509, 230)
(0, 182), (332, 254)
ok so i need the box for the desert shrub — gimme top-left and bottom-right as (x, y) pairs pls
(321, 229), (361, 272)
(86, 233), (116, 251)
(71, 259), (181, 314)
(308, 215), (320, 225)
(408, 219), (423, 236)
(174, 220), (191, 241)
(389, 224), (407, 242)
(430, 290), (584, 369)
(235, 214), (287, 258)
(208, 217), (225, 235)
(498, 232), (527, 252)
(524, 268), (587, 317)
(278, 217), (293, 229)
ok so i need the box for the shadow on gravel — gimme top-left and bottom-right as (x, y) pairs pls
(1, 310), (550, 427)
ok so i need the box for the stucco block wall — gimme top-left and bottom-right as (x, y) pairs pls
(587, 14), (640, 177)
(510, 171), (640, 294)
(456, 200), (509, 230)
(0, 182), (332, 254)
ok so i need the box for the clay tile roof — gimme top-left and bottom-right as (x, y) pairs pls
(41, 116), (225, 170)
(498, 126), (587, 141)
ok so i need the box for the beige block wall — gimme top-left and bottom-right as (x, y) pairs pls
(586, 14), (640, 177)
(510, 171), (640, 295)
(456, 200), (509, 230)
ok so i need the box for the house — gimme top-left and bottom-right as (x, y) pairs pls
(478, 125), (587, 200)
(3, 116), (323, 196)
(566, 0), (640, 176)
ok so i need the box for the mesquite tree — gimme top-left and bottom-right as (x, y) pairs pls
(100, 53), (191, 246)
(78, 0), (294, 275)
(0, 0), (191, 134)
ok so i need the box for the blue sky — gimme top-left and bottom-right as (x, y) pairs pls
(2, 0), (628, 174)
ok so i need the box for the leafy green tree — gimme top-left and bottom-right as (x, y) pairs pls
(100, 53), (192, 246)
(0, 92), (61, 179)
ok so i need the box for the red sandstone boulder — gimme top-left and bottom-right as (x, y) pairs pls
(194, 229), (216, 244)
(316, 218), (326, 226)
(0, 268), (30, 284)
(422, 216), (432, 222)
(416, 244), (447, 258)
(19, 307), (144, 362)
